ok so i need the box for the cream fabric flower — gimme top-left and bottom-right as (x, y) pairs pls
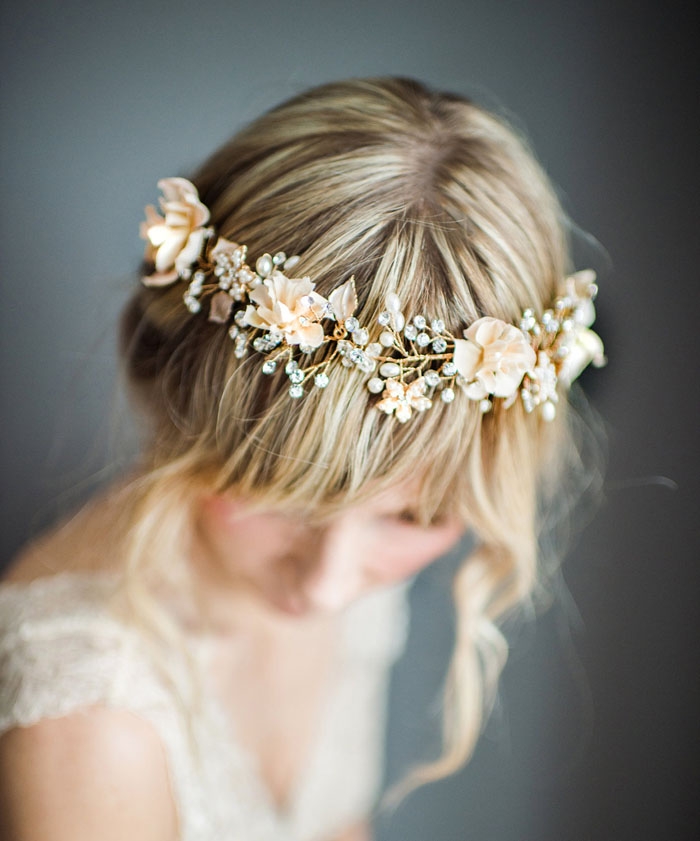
(558, 326), (606, 387)
(243, 272), (329, 347)
(141, 177), (210, 286)
(329, 279), (358, 322)
(453, 316), (536, 400)
(376, 378), (432, 423)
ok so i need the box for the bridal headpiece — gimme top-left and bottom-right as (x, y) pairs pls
(140, 177), (606, 423)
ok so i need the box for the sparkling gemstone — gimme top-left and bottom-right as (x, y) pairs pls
(285, 359), (298, 374)
(424, 370), (440, 387)
(479, 398), (492, 413)
(341, 357), (353, 367)
(272, 251), (286, 265)
(262, 360), (276, 374)
(184, 296), (201, 313)
(432, 338), (447, 353)
(289, 370), (304, 384)
(365, 342), (382, 358)
(352, 328), (369, 346)
(234, 310), (246, 325)
(379, 331), (394, 347)
(431, 318), (445, 333)
(314, 373), (329, 388)
(443, 362), (457, 377)
(345, 316), (360, 332)
(413, 315), (427, 330)
(298, 343), (314, 354)
(337, 340), (352, 355)
(378, 311), (391, 326)
(379, 362), (401, 378)
(404, 324), (418, 340)
(349, 349), (364, 364)
(289, 384), (303, 398)
(415, 332), (430, 347)
(358, 357), (376, 373)
(253, 337), (269, 352)
(367, 377), (385, 394)
(228, 326), (239, 340)
(441, 388), (455, 403)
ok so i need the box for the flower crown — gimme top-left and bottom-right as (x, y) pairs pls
(140, 177), (606, 423)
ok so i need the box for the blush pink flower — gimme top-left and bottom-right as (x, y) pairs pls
(140, 177), (210, 286)
(376, 377), (432, 423)
(242, 273), (330, 347)
(453, 316), (536, 400)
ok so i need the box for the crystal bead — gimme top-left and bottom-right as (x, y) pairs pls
(358, 357), (376, 373)
(415, 332), (430, 347)
(289, 370), (304, 384)
(299, 343), (315, 354)
(379, 331), (394, 347)
(214, 266), (224, 277)
(345, 316), (360, 332)
(289, 384), (303, 398)
(234, 310), (246, 325)
(443, 362), (457, 377)
(352, 328), (369, 346)
(349, 349), (364, 364)
(414, 315), (427, 330)
(262, 360), (276, 374)
(337, 340), (352, 355)
(256, 254), (273, 277)
(431, 318), (445, 333)
(314, 373), (329, 388)
(404, 324), (418, 340)
(285, 359), (298, 374)
(432, 338), (447, 353)
(479, 398), (492, 413)
(424, 370), (440, 387)
(184, 296), (201, 313)
(366, 342), (382, 358)
(272, 251), (286, 265)
(228, 326), (239, 340)
(367, 377), (385, 394)
(341, 357), (353, 367)
(252, 337), (267, 352)
(441, 388), (455, 403)
(379, 362), (401, 378)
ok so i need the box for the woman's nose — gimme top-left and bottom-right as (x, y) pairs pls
(299, 521), (363, 611)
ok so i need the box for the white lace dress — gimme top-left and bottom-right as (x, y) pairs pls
(0, 571), (410, 841)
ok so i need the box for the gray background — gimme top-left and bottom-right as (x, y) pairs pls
(1, 1), (698, 839)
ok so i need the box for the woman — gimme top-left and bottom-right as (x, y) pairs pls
(0, 77), (606, 840)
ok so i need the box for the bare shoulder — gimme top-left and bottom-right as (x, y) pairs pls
(0, 706), (179, 841)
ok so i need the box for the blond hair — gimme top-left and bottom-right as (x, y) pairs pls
(115, 76), (605, 800)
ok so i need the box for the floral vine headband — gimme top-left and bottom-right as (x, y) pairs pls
(140, 177), (606, 423)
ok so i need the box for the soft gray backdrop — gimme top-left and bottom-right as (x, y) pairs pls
(1, 1), (698, 839)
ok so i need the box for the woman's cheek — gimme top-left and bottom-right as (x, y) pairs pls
(370, 525), (463, 583)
